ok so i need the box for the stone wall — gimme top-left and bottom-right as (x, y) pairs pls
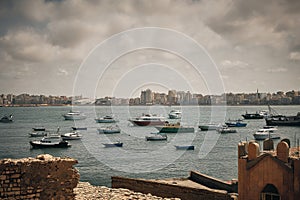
(112, 176), (233, 200)
(0, 154), (79, 199)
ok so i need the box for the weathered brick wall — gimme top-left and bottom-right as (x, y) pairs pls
(0, 154), (79, 200)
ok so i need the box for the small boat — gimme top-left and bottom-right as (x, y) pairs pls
(29, 127), (48, 137)
(29, 131), (48, 137)
(98, 125), (121, 134)
(265, 112), (300, 126)
(155, 122), (194, 133)
(0, 115), (13, 123)
(95, 116), (118, 123)
(168, 110), (182, 119)
(175, 145), (194, 150)
(63, 111), (86, 120)
(225, 119), (247, 127)
(216, 125), (237, 134)
(145, 133), (167, 141)
(32, 127), (46, 131)
(71, 127), (87, 131)
(242, 111), (264, 119)
(199, 123), (221, 131)
(61, 131), (82, 140)
(253, 126), (280, 140)
(129, 114), (165, 126)
(103, 142), (123, 148)
(30, 134), (70, 148)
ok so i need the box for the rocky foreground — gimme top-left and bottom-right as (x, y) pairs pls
(74, 182), (181, 200)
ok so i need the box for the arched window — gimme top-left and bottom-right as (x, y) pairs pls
(260, 184), (280, 200)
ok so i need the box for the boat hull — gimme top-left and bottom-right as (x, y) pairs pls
(168, 113), (181, 119)
(63, 115), (86, 120)
(242, 114), (264, 119)
(95, 119), (118, 123)
(98, 130), (121, 134)
(29, 132), (47, 137)
(225, 122), (247, 127)
(130, 120), (165, 126)
(30, 141), (70, 148)
(253, 133), (281, 140)
(72, 127), (87, 130)
(103, 143), (123, 147)
(265, 118), (300, 126)
(217, 129), (237, 134)
(145, 135), (167, 141)
(175, 145), (194, 150)
(199, 125), (219, 131)
(156, 127), (194, 133)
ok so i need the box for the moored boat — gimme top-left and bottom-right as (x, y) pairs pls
(29, 127), (48, 137)
(61, 131), (82, 140)
(225, 119), (247, 127)
(253, 126), (280, 140)
(145, 133), (167, 141)
(103, 142), (123, 148)
(30, 134), (70, 148)
(72, 127), (87, 131)
(0, 115), (13, 123)
(155, 122), (194, 133)
(63, 111), (86, 120)
(216, 125), (237, 134)
(95, 116), (118, 123)
(32, 127), (46, 131)
(265, 112), (300, 126)
(175, 145), (194, 150)
(242, 111), (264, 119)
(168, 110), (182, 119)
(199, 123), (221, 131)
(29, 131), (48, 137)
(98, 125), (121, 134)
(129, 114), (165, 126)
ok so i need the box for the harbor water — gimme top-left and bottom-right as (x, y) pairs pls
(0, 105), (299, 186)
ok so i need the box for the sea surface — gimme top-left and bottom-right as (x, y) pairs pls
(0, 105), (299, 187)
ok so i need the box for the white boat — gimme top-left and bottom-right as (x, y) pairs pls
(103, 142), (123, 147)
(199, 123), (221, 131)
(253, 126), (280, 140)
(145, 133), (167, 141)
(168, 110), (182, 119)
(29, 131), (48, 137)
(98, 125), (121, 134)
(129, 114), (165, 126)
(63, 111), (86, 120)
(30, 134), (70, 148)
(61, 131), (82, 140)
(216, 125), (237, 134)
(95, 116), (118, 123)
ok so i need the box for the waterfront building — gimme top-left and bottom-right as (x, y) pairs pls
(140, 89), (153, 105)
(238, 139), (300, 200)
(167, 90), (177, 105)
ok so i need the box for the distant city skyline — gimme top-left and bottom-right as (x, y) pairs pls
(0, 1), (299, 97)
(1, 89), (300, 106)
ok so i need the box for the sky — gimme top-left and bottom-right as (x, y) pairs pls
(0, 0), (299, 98)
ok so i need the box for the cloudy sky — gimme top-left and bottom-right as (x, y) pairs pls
(0, 0), (299, 98)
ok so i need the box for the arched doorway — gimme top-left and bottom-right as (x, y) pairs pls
(260, 184), (280, 200)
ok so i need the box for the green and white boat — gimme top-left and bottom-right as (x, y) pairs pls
(155, 122), (194, 133)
